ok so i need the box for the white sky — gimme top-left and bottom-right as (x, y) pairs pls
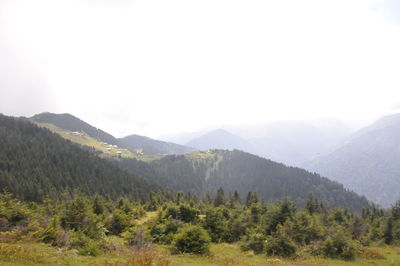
(1, 0), (400, 138)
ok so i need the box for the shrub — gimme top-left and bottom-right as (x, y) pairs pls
(241, 232), (266, 254)
(265, 226), (297, 258)
(109, 209), (131, 235)
(150, 219), (183, 244)
(265, 236), (297, 258)
(285, 211), (324, 245)
(173, 225), (211, 254)
(69, 230), (102, 256)
(319, 230), (356, 260)
(39, 216), (70, 246)
(123, 228), (151, 250)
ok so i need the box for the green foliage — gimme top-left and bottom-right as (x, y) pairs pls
(283, 211), (324, 245)
(246, 192), (259, 207)
(109, 209), (132, 235)
(118, 149), (370, 213)
(214, 187), (225, 207)
(319, 228), (356, 261)
(69, 230), (102, 256)
(173, 225), (211, 254)
(202, 207), (228, 242)
(0, 193), (32, 227)
(0, 114), (158, 202)
(265, 198), (297, 234)
(241, 231), (266, 254)
(39, 216), (69, 246)
(122, 228), (151, 249)
(265, 226), (297, 258)
(150, 218), (183, 244)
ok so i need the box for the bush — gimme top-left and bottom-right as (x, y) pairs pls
(39, 216), (70, 246)
(265, 227), (297, 258)
(319, 230), (356, 260)
(69, 230), (102, 256)
(285, 212), (324, 245)
(150, 219), (183, 244)
(241, 232), (266, 254)
(265, 236), (297, 258)
(123, 228), (151, 250)
(173, 225), (211, 254)
(109, 209), (131, 235)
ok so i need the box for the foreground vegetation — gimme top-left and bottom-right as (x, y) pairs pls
(1, 191), (400, 265)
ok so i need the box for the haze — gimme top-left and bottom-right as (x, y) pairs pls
(1, 0), (400, 138)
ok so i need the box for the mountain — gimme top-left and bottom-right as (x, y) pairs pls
(179, 119), (352, 167)
(31, 112), (119, 145)
(186, 129), (255, 152)
(245, 119), (352, 167)
(0, 114), (158, 201)
(31, 112), (194, 157)
(119, 134), (195, 155)
(307, 113), (400, 207)
(118, 150), (370, 212)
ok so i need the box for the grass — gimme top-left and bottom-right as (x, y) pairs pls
(162, 244), (400, 266)
(0, 241), (400, 265)
(35, 122), (134, 159)
(186, 151), (216, 160)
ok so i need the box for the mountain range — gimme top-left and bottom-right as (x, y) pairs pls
(307, 113), (400, 207)
(0, 112), (371, 211)
(173, 119), (352, 167)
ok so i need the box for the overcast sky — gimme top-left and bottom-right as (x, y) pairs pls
(1, 0), (400, 138)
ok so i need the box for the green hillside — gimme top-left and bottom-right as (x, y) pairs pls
(119, 134), (196, 155)
(0, 114), (159, 201)
(31, 112), (193, 159)
(34, 122), (134, 159)
(118, 150), (371, 212)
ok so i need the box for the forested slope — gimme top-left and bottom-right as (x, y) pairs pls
(0, 114), (158, 201)
(308, 113), (400, 207)
(118, 150), (370, 212)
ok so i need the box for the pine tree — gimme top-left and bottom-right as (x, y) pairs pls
(214, 187), (225, 207)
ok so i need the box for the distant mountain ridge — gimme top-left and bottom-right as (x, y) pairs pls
(182, 120), (351, 167)
(118, 150), (370, 212)
(119, 134), (196, 155)
(307, 113), (400, 207)
(186, 129), (255, 152)
(30, 112), (194, 156)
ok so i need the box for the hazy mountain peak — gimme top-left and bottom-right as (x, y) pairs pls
(186, 128), (254, 152)
(308, 112), (400, 207)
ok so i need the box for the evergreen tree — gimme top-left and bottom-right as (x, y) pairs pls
(214, 187), (225, 207)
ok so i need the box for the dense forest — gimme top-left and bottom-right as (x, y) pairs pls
(118, 150), (370, 212)
(0, 114), (159, 201)
(0, 191), (399, 264)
